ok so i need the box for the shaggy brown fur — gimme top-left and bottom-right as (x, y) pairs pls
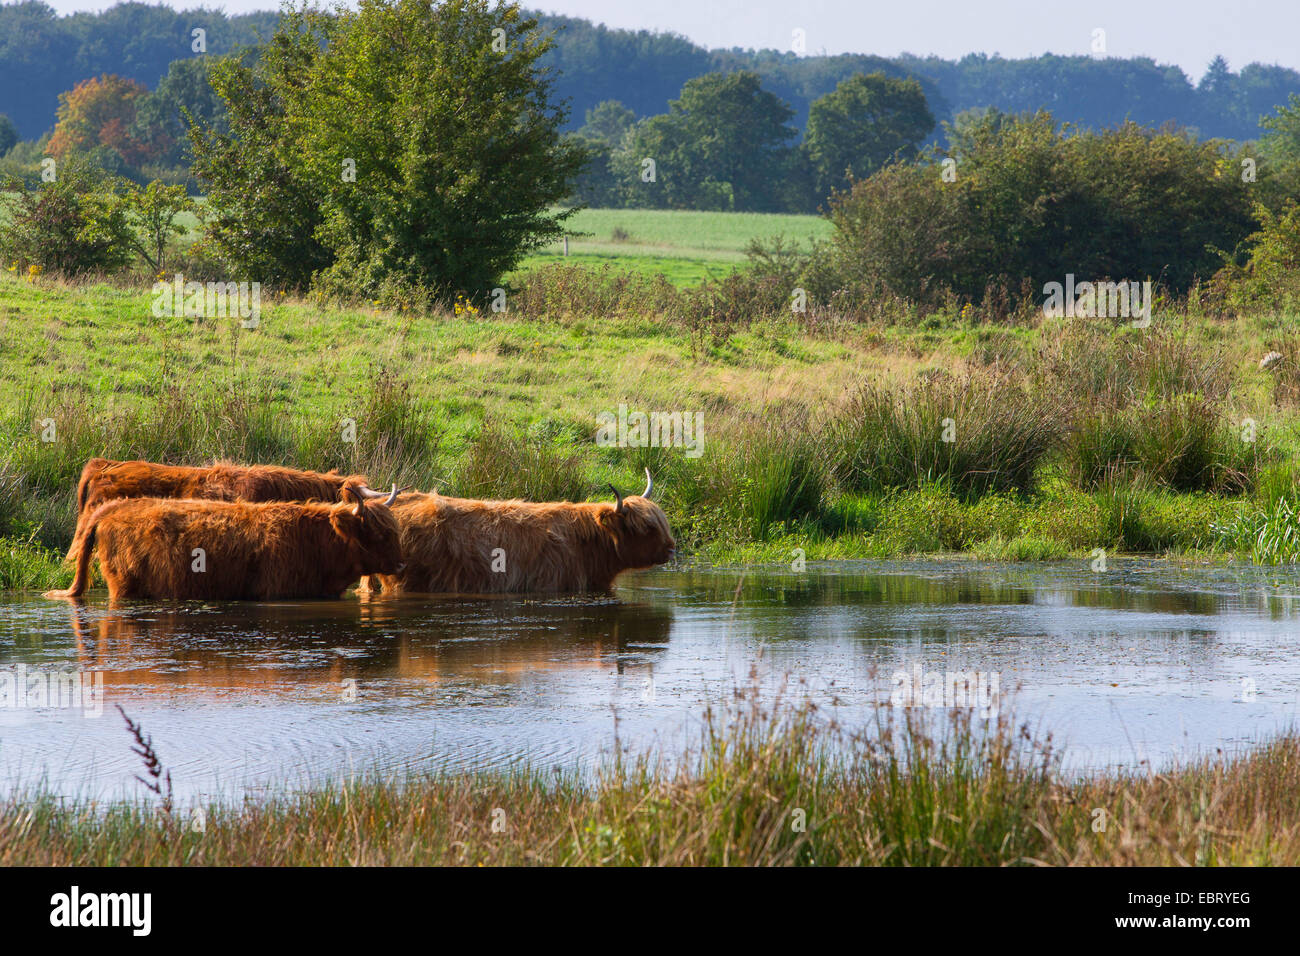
(360, 489), (675, 595)
(67, 458), (369, 563)
(45, 482), (402, 603)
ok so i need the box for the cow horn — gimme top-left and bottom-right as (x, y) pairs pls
(609, 483), (624, 513)
(641, 468), (653, 499)
(356, 485), (388, 499)
(382, 483), (400, 506)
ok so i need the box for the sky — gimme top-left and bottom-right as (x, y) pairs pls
(37, 0), (1300, 81)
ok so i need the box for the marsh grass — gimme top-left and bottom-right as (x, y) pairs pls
(1035, 321), (1232, 407)
(5, 689), (1300, 866)
(1214, 496), (1300, 564)
(1066, 399), (1265, 493)
(829, 373), (1063, 498)
(454, 424), (589, 502)
(970, 534), (1069, 561)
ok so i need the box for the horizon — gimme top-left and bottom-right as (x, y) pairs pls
(23, 0), (1300, 81)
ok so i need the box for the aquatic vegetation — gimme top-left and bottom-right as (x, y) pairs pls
(1214, 496), (1300, 564)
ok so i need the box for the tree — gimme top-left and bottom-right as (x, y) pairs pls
(47, 73), (150, 164)
(0, 113), (16, 156)
(1260, 94), (1300, 206)
(189, 14), (331, 287)
(192, 0), (585, 297)
(580, 100), (636, 147)
(132, 57), (229, 168)
(614, 71), (798, 211)
(123, 179), (195, 271)
(803, 72), (934, 200)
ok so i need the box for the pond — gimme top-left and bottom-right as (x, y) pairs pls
(3, 559), (1299, 802)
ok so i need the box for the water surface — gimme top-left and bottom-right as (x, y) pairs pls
(3, 559), (1299, 802)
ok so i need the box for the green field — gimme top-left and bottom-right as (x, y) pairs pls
(0, 202), (830, 287)
(517, 208), (830, 284)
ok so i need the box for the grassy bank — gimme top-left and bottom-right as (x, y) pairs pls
(2, 267), (1300, 590)
(5, 695), (1299, 866)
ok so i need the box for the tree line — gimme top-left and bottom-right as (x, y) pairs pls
(4, 0), (1300, 315)
(3, 1), (1299, 146)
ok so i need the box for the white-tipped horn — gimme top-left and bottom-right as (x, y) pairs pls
(357, 485), (388, 499)
(382, 483), (400, 507)
(641, 468), (653, 499)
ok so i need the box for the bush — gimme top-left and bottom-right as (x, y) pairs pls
(1206, 202), (1300, 314)
(0, 155), (134, 275)
(826, 111), (1256, 306)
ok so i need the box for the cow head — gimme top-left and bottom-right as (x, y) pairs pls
(605, 469), (676, 570)
(335, 482), (405, 574)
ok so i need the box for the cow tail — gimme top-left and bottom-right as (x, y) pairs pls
(76, 468), (90, 513)
(61, 509), (102, 597)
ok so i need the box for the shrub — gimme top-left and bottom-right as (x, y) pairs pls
(0, 155), (134, 275)
(1206, 202), (1300, 314)
(827, 111), (1256, 306)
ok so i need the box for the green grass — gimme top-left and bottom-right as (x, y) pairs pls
(549, 207), (832, 255)
(2, 258), (1299, 583)
(512, 250), (722, 286)
(513, 207), (832, 286)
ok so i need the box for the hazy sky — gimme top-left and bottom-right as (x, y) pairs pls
(39, 0), (1300, 81)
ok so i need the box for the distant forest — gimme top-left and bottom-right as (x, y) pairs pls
(2, 1), (1298, 144)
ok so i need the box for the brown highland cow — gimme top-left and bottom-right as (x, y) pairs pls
(66, 457), (372, 564)
(361, 470), (674, 595)
(45, 482), (403, 603)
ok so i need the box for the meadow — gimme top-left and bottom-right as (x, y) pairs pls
(3, 205), (1300, 593)
(513, 208), (833, 285)
(4, 209), (1300, 868)
(3, 268), (1300, 589)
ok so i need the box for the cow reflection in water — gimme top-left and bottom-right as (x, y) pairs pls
(60, 597), (674, 700)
